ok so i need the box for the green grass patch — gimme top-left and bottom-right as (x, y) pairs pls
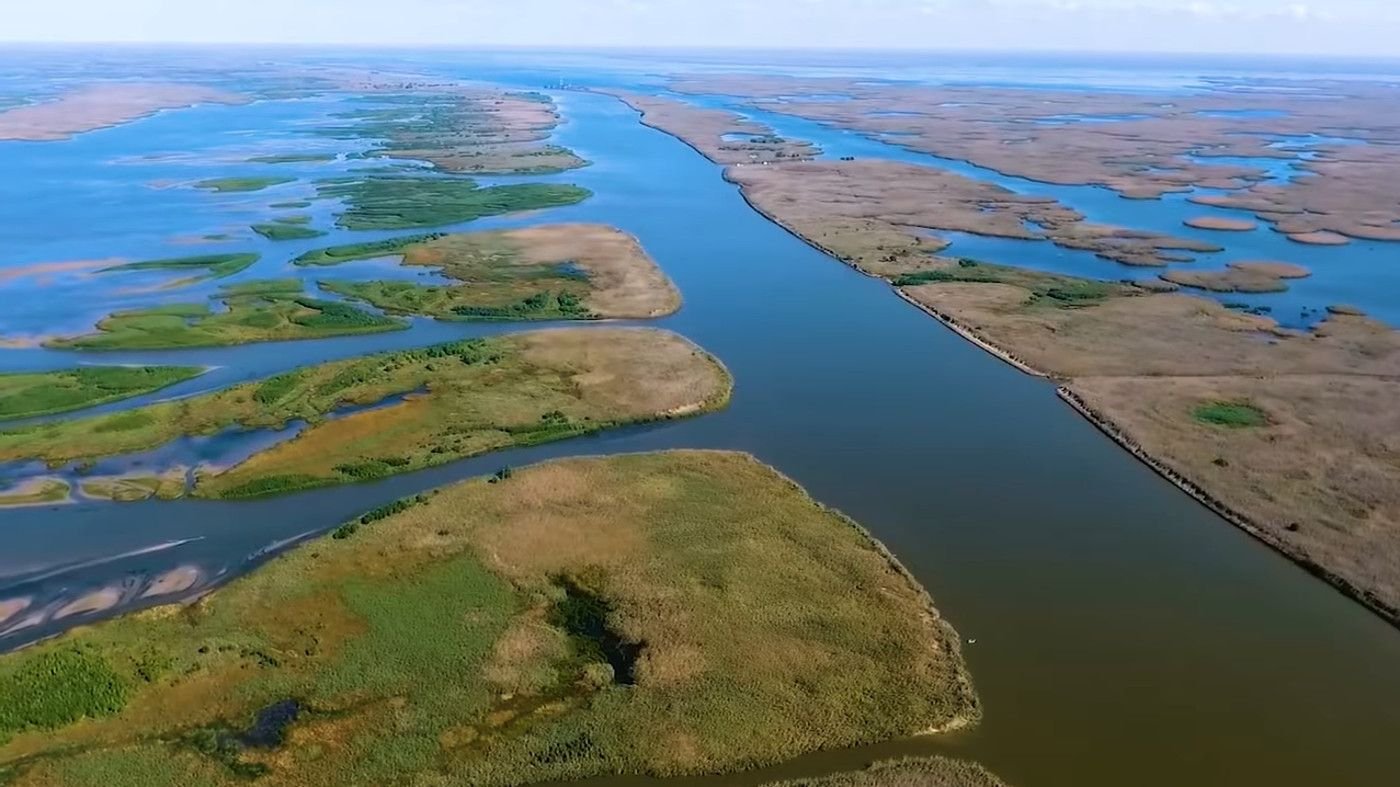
(269, 201), (311, 209)
(250, 223), (326, 241)
(0, 366), (203, 421)
(1193, 400), (1270, 428)
(893, 259), (1126, 309)
(317, 175), (590, 230)
(194, 177), (294, 193)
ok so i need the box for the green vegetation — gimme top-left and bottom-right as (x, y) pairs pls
(0, 647), (128, 743)
(246, 154), (336, 164)
(250, 223), (326, 241)
(763, 757), (1008, 787)
(291, 233), (444, 266)
(0, 452), (973, 786)
(45, 281), (404, 351)
(320, 282), (590, 322)
(194, 177), (294, 193)
(3, 329), (729, 499)
(98, 253), (259, 286)
(893, 259), (1125, 308)
(270, 201), (311, 209)
(0, 366), (203, 421)
(317, 174), (590, 230)
(1193, 400), (1270, 428)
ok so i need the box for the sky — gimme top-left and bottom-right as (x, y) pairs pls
(3, 0), (1399, 58)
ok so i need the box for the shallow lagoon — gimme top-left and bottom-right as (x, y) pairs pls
(1, 62), (1400, 787)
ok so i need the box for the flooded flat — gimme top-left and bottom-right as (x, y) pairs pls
(2, 50), (1399, 787)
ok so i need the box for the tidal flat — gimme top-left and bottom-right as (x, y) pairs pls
(0, 328), (730, 500)
(311, 223), (680, 320)
(0, 451), (976, 787)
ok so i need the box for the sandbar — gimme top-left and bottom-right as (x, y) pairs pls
(1185, 216), (1258, 231)
(0, 83), (245, 141)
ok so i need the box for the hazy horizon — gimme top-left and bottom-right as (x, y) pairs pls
(4, 1), (1399, 59)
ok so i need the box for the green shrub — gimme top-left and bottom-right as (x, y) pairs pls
(0, 648), (128, 736)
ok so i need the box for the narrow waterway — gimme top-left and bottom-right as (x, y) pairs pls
(3, 88), (1399, 787)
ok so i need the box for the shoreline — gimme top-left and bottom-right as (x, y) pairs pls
(613, 106), (1400, 631)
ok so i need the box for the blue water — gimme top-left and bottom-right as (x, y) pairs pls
(1, 54), (1398, 787)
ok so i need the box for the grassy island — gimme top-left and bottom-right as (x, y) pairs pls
(307, 224), (680, 320)
(250, 223), (326, 241)
(2, 329), (730, 499)
(246, 153), (336, 164)
(46, 281), (405, 351)
(0, 366), (203, 421)
(0, 451), (976, 786)
(194, 177), (294, 193)
(316, 174), (590, 230)
(98, 253), (259, 287)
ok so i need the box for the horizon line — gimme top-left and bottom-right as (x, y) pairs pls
(2, 40), (1399, 63)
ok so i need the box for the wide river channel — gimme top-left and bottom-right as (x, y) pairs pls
(2, 76), (1399, 787)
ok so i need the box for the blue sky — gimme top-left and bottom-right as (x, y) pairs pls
(4, 0), (1398, 57)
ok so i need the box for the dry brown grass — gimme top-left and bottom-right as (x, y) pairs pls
(471, 224), (680, 318)
(669, 73), (1400, 241)
(601, 90), (820, 164)
(0, 84), (245, 141)
(729, 160), (1217, 270)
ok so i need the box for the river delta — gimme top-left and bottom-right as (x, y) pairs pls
(1, 49), (1399, 787)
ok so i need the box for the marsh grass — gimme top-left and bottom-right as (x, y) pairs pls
(304, 225), (677, 320)
(45, 282), (404, 351)
(0, 452), (974, 787)
(98, 253), (259, 287)
(2, 329), (729, 499)
(316, 175), (590, 230)
(0, 366), (203, 421)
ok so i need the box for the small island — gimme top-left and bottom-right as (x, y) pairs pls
(308, 224), (681, 320)
(45, 279), (405, 351)
(316, 173), (591, 230)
